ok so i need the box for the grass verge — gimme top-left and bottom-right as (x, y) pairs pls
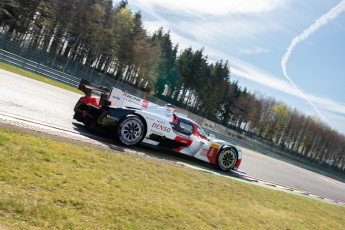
(0, 128), (344, 229)
(0, 62), (82, 94)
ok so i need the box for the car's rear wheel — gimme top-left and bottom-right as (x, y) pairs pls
(216, 147), (238, 171)
(116, 115), (145, 146)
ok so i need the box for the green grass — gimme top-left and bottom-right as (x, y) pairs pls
(0, 62), (82, 94)
(0, 128), (344, 229)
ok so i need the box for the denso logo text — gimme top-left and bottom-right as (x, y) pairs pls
(152, 123), (171, 132)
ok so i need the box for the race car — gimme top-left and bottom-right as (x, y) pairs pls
(73, 79), (242, 172)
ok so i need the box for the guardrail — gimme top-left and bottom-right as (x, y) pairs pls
(0, 49), (80, 87)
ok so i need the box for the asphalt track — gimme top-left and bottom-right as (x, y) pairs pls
(1, 69), (345, 205)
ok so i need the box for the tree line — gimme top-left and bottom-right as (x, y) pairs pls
(1, 0), (344, 171)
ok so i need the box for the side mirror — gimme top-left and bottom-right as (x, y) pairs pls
(208, 133), (215, 141)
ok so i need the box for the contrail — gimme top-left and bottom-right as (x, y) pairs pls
(281, 0), (345, 124)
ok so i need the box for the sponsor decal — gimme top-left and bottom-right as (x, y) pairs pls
(207, 143), (221, 158)
(152, 123), (171, 132)
(111, 96), (121, 100)
(141, 99), (149, 108)
(145, 116), (154, 121)
(208, 148), (215, 157)
(200, 148), (208, 156)
(123, 93), (141, 105)
(210, 143), (221, 149)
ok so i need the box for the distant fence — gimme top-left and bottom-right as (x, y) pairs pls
(0, 49), (80, 87)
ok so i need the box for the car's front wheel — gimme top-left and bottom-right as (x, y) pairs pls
(216, 147), (238, 171)
(116, 115), (146, 146)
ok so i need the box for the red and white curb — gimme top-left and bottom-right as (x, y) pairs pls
(1, 112), (344, 206)
(177, 163), (345, 206)
(238, 174), (345, 206)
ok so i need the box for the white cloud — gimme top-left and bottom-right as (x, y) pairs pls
(131, 0), (289, 16)
(281, 0), (345, 124)
(230, 59), (345, 121)
(175, 18), (281, 43)
(308, 94), (345, 116)
(231, 62), (301, 98)
(131, 0), (286, 50)
(238, 47), (271, 55)
(142, 21), (169, 35)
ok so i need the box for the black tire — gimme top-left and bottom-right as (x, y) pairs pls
(216, 147), (238, 171)
(116, 115), (146, 146)
(83, 115), (94, 130)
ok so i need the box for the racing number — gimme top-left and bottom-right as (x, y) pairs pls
(141, 99), (149, 108)
(207, 144), (221, 164)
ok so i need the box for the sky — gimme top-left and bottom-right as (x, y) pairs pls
(127, 0), (345, 135)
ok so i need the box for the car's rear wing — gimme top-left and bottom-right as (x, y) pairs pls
(108, 87), (159, 109)
(78, 79), (110, 97)
(78, 79), (172, 112)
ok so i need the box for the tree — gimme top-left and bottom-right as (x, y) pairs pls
(151, 28), (179, 98)
(0, 0), (18, 24)
(271, 103), (291, 144)
(199, 60), (229, 119)
(112, 5), (135, 80)
(175, 47), (208, 110)
(128, 12), (161, 91)
(216, 81), (238, 126)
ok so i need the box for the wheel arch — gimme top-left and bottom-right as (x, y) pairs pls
(216, 145), (239, 171)
(115, 112), (148, 146)
(221, 144), (239, 155)
(108, 108), (147, 132)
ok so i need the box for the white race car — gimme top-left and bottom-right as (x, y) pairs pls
(73, 80), (242, 172)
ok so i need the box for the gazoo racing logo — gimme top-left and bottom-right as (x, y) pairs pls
(152, 123), (171, 133)
(123, 93), (141, 104)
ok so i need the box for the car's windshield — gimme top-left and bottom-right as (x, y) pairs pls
(176, 118), (194, 135)
(197, 125), (207, 138)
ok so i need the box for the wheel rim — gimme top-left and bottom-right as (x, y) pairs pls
(120, 118), (143, 144)
(219, 149), (236, 170)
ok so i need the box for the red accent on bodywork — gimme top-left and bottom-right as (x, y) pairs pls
(234, 158), (242, 169)
(207, 147), (220, 164)
(173, 134), (193, 152)
(172, 114), (179, 124)
(192, 123), (208, 141)
(192, 123), (199, 135)
(79, 96), (100, 107)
